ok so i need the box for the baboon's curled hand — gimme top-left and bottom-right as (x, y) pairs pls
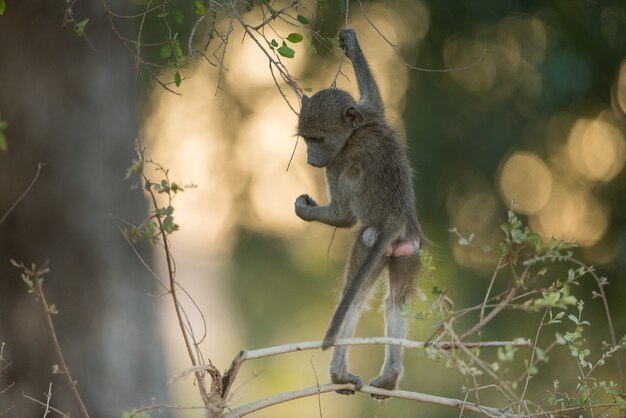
(295, 194), (318, 208)
(338, 29), (358, 60)
(295, 194), (318, 220)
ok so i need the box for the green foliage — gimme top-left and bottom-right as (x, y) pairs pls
(0, 118), (7, 152)
(296, 14), (310, 25)
(286, 33), (303, 43)
(413, 206), (626, 415)
(0, 0), (6, 16)
(194, 0), (206, 15)
(276, 41), (295, 59)
(74, 18), (89, 37)
(123, 148), (195, 244)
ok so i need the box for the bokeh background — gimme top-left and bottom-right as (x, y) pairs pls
(1, 0), (626, 417)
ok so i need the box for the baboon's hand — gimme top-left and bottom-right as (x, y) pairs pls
(338, 29), (358, 60)
(295, 194), (318, 220)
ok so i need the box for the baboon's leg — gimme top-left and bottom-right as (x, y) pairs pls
(369, 253), (419, 399)
(330, 231), (385, 395)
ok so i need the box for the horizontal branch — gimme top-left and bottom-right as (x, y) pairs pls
(244, 337), (531, 361)
(223, 383), (519, 418)
(217, 337), (530, 413)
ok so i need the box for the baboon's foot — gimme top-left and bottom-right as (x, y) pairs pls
(368, 368), (402, 400)
(331, 370), (363, 395)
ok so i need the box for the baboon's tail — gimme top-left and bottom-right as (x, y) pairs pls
(321, 231), (391, 350)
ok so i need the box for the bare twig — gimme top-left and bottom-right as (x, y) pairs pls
(12, 261), (91, 418)
(357, 0), (486, 73)
(0, 163), (43, 226)
(458, 266), (530, 342)
(520, 309), (549, 403)
(129, 403), (207, 417)
(480, 256), (503, 321)
(285, 134), (300, 171)
(23, 391), (65, 417)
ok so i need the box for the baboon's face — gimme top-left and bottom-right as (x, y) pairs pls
(297, 89), (363, 168)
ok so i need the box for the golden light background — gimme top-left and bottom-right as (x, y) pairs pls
(136, 2), (626, 415)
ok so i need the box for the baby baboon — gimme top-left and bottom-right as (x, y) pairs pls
(294, 29), (424, 397)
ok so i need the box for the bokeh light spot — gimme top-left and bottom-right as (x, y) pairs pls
(498, 152), (553, 214)
(567, 112), (626, 182)
(530, 182), (609, 247)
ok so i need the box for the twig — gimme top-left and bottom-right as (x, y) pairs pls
(309, 357), (323, 418)
(571, 258), (625, 392)
(43, 382), (52, 417)
(23, 392), (65, 417)
(129, 403), (207, 417)
(520, 309), (549, 403)
(142, 177), (213, 410)
(223, 383), (519, 418)
(458, 266), (530, 342)
(12, 261), (91, 418)
(480, 257), (503, 321)
(357, 0), (486, 73)
(0, 163), (44, 226)
(285, 135), (300, 171)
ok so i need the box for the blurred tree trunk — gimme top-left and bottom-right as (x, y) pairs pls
(0, 1), (168, 416)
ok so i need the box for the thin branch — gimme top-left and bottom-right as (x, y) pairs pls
(357, 0), (486, 73)
(218, 336), (529, 408)
(0, 163), (43, 226)
(458, 266), (530, 342)
(480, 256), (503, 321)
(129, 403), (207, 417)
(520, 309), (549, 403)
(12, 262), (91, 418)
(22, 392), (65, 417)
(143, 177), (213, 409)
(571, 258), (625, 392)
(224, 383), (519, 418)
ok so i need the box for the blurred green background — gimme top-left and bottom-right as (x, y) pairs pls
(1, 0), (626, 417)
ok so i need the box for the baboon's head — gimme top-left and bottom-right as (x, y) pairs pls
(297, 89), (364, 167)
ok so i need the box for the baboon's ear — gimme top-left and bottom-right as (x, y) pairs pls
(343, 106), (364, 128)
(301, 95), (310, 106)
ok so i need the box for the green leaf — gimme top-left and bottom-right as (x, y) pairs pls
(270, 39), (279, 48)
(74, 19), (89, 37)
(0, 0), (6, 16)
(173, 39), (183, 58)
(245, 0), (254, 10)
(296, 14), (310, 25)
(174, 71), (181, 87)
(481, 244), (492, 252)
(286, 33), (303, 43)
(174, 11), (184, 24)
(194, 0), (206, 15)
(0, 132), (7, 152)
(304, 87), (313, 92)
(160, 44), (172, 59)
(277, 42), (295, 58)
